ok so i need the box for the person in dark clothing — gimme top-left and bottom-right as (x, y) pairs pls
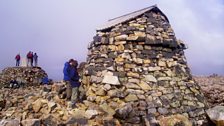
(63, 59), (80, 107)
(33, 53), (38, 67)
(27, 51), (32, 67)
(15, 54), (20, 66)
(31, 52), (34, 67)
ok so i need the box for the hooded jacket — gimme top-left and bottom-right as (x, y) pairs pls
(63, 62), (80, 87)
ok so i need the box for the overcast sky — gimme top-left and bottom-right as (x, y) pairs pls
(0, 0), (223, 80)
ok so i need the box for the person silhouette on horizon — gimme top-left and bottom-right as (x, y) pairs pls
(26, 51), (32, 67)
(31, 52), (34, 67)
(15, 53), (21, 67)
(33, 53), (38, 67)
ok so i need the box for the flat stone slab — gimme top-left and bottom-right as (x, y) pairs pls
(102, 75), (120, 85)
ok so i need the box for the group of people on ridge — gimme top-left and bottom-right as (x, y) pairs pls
(15, 51), (38, 67)
(27, 51), (38, 67)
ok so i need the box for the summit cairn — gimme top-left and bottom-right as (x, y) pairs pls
(0, 67), (47, 88)
(81, 5), (208, 125)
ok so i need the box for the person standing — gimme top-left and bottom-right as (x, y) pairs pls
(15, 53), (21, 66)
(31, 52), (34, 67)
(33, 53), (38, 67)
(26, 51), (32, 67)
(63, 59), (80, 108)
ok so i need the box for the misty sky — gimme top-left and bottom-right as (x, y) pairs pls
(0, 0), (224, 80)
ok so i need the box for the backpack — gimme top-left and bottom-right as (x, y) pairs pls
(15, 55), (20, 60)
(27, 53), (32, 58)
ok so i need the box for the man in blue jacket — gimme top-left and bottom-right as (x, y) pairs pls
(63, 59), (80, 106)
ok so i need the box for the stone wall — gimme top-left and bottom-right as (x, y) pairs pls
(81, 9), (208, 125)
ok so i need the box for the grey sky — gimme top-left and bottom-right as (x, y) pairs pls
(0, 0), (223, 80)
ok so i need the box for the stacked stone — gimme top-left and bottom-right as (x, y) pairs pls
(82, 7), (208, 125)
(0, 84), (88, 126)
(0, 67), (48, 87)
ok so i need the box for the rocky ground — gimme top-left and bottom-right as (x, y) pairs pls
(194, 75), (224, 108)
(0, 75), (223, 126)
(0, 82), (121, 126)
(0, 67), (48, 88)
(0, 83), (78, 125)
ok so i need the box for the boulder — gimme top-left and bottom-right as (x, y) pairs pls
(206, 106), (224, 126)
(100, 103), (115, 117)
(21, 119), (41, 126)
(48, 101), (57, 112)
(85, 109), (99, 119)
(0, 119), (20, 126)
(159, 114), (192, 126)
(41, 114), (59, 126)
(32, 99), (43, 113)
(64, 117), (88, 126)
(115, 104), (132, 119)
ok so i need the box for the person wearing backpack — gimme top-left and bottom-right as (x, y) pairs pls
(15, 53), (21, 66)
(63, 59), (81, 108)
(27, 51), (32, 67)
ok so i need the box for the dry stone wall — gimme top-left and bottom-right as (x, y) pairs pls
(82, 9), (208, 125)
